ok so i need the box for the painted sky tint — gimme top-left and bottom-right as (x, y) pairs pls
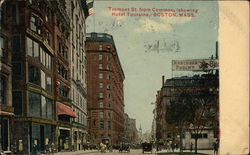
(86, 1), (218, 132)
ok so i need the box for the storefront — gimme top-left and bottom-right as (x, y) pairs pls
(58, 128), (71, 151)
(30, 123), (53, 154)
(0, 111), (14, 152)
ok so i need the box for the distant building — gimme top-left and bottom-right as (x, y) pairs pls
(86, 32), (125, 145)
(124, 113), (138, 144)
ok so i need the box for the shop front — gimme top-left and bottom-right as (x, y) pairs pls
(0, 111), (14, 153)
(30, 123), (54, 154)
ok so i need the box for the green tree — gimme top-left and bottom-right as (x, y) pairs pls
(179, 89), (218, 154)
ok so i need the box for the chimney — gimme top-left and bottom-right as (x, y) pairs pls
(162, 75), (165, 87)
(216, 41), (218, 59)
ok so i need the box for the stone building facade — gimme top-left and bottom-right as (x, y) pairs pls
(65, 0), (89, 151)
(86, 33), (125, 145)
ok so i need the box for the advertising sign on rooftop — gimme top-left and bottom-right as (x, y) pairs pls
(172, 59), (219, 71)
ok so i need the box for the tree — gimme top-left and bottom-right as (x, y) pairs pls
(180, 89), (218, 154)
(165, 97), (194, 154)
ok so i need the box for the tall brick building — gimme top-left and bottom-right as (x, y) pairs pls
(86, 32), (125, 145)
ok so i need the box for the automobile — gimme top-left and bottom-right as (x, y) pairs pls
(119, 143), (130, 153)
(142, 142), (153, 154)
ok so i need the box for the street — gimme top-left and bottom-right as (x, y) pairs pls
(41, 149), (214, 155)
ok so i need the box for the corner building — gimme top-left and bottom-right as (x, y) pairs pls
(0, 0), (74, 154)
(86, 33), (125, 145)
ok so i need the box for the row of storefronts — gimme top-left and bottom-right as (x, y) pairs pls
(0, 0), (91, 154)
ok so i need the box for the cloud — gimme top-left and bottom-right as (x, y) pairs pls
(135, 18), (172, 33)
(134, 16), (193, 33)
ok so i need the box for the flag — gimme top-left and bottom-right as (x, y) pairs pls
(87, 1), (94, 16)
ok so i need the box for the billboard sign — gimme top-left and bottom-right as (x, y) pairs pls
(172, 59), (219, 71)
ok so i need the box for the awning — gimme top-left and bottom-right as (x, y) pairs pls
(0, 111), (14, 116)
(57, 102), (77, 118)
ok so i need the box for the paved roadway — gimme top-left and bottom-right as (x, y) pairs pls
(45, 149), (214, 155)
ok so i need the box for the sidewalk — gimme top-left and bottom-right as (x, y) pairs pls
(40, 149), (99, 155)
(156, 149), (214, 155)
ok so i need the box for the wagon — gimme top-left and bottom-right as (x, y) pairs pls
(119, 143), (130, 153)
(142, 142), (153, 154)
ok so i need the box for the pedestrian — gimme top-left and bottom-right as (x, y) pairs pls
(213, 140), (218, 155)
(171, 142), (175, 152)
(190, 142), (193, 152)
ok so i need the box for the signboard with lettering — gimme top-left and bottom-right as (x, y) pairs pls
(172, 59), (219, 71)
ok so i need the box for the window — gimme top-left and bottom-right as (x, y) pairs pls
(0, 76), (6, 104)
(98, 73), (103, 79)
(99, 83), (103, 88)
(108, 112), (111, 118)
(107, 74), (111, 80)
(27, 37), (33, 56)
(191, 133), (208, 139)
(107, 46), (111, 52)
(108, 121), (111, 130)
(100, 112), (104, 118)
(98, 45), (102, 50)
(107, 84), (111, 89)
(98, 64), (103, 70)
(0, 36), (7, 59)
(46, 76), (52, 92)
(30, 15), (40, 34)
(41, 96), (46, 118)
(28, 64), (40, 85)
(107, 65), (110, 70)
(108, 102), (112, 108)
(41, 70), (46, 90)
(99, 93), (103, 99)
(98, 54), (102, 60)
(100, 120), (104, 130)
(28, 91), (41, 117)
(12, 35), (20, 52)
(13, 63), (22, 80)
(93, 119), (96, 126)
(99, 102), (104, 108)
(0, 3), (5, 25)
(12, 4), (19, 24)
(107, 55), (110, 61)
(107, 93), (112, 99)
(13, 91), (22, 115)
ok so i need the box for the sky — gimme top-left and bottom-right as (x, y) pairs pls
(86, 1), (218, 133)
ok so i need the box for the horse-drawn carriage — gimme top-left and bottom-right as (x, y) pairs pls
(119, 143), (130, 153)
(142, 142), (153, 154)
